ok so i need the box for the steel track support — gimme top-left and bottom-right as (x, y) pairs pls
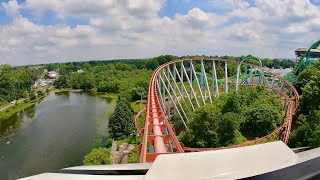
(173, 65), (195, 111)
(212, 60), (219, 97)
(159, 75), (189, 132)
(236, 63), (241, 91)
(190, 60), (206, 105)
(224, 62), (228, 93)
(201, 60), (212, 103)
(163, 71), (190, 123)
(181, 63), (200, 107)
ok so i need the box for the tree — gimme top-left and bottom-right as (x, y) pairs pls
(29, 93), (36, 100)
(181, 104), (222, 148)
(218, 112), (245, 146)
(83, 147), (111, 165)
(240, 104), (282, 139)
(37, 90), (44, 96)
(22, 91), (29, 98)
(299, 75), (320, 115)
(109, 96), (135, 139)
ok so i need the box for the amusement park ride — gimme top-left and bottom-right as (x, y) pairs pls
(22, 41), (320, 179)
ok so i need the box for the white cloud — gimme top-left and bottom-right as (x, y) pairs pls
(210, 0), (250, 10)
(1, 0), (20, 17)
(1, 0), (320, 65)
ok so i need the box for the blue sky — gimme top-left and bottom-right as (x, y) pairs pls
(0, 0), (319, 65)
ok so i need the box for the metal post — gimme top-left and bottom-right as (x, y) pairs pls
(161, 72), (167, 114)
(173, 63), (177, 107)
(181, 63), (184, 98)
(190, 61), (193, 99)
(201, 60), (212, 103)
(181, 62), (200, 107)
(224, 62), (228, 93)
(173, 65), (195, 111)
(163, 71), (189, 122)
(270, 76), (275, 88)
(212, 60), (219, 97)
(236, 63), (241, 91)
(168, 67), (193, 113)
(166, 69), (171, 118)
(159, 75), (189, 132)
(190, 60), (206, 105)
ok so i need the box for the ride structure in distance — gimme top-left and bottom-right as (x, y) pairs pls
(285, 40), (320, 83)
(135, 57), (299, 163)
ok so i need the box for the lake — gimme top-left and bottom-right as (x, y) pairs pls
(0, 92), (112, 179)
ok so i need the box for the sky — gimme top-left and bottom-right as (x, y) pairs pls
(0, 0), (319, 66)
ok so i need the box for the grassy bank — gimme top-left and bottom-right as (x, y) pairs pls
(51, 88), (83, 93)
(0, 96), (44, 121)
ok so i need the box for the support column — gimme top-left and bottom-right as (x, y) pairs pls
(224, 62), (228, 93)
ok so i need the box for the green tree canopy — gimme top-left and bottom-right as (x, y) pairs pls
(109, 96), (135, 139)
(83, 147), (111, 165)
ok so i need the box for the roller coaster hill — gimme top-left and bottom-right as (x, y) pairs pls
(134, 40), (320, 163)
(23, 40), (320, 179)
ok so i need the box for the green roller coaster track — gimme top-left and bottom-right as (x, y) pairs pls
(284, 40), (320, 83)
(196, 55), (270, 89)
(196, 40), (320, 87)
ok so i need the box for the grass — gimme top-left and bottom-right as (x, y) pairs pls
(130, 100), (146, 113)
(51, 88), (83, 93)
(0, 97), (43, 121)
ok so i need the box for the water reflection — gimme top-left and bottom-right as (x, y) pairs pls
(0, 92), (110, 180)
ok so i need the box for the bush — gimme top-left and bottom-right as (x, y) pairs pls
(37, 90), (44, 96)
(83, 147), (111, 165)
(29, 93), (36, 100)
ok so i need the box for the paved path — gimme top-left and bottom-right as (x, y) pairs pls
(112, 143), (135, 164)
(0, 99), (25, 112)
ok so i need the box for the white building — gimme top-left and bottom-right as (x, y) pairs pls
(48, 71), (59, 79)
(77, 69), (84, 73)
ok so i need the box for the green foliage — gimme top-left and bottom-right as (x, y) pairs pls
(128, 147), (139, 163)
(29, 93), (36, 100)
(189, 104), (222, 147)
(37, 90), (44, 96)
(0, 65), (42, 103)
(290, 62), (320, 148)
(109, 96), (135, 139)
(178, 87), (283, 148)
(83, 147), (111, 165)
(299, 75), (320, 115)
(219, 112), (245, 146)
(91, 137), (108, 149)
(296, 61), (320, 89)
(240, 104), (282, 139)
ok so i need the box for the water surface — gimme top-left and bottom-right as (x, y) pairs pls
(0, 92), (110, 179)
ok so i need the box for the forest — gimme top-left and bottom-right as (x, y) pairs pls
(0, 55), (295, 107)
(0, 65), (42, 106)
(289, 61), (320, 147)
(0, 54), (301, 165)
(172, 86), (283, 148)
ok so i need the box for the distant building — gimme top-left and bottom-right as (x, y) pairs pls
(254, 67), (293, 77)
(34, 79), (46, 88)
(295, 48), (320, 62)
(77, 69), (84, 73)
(270, 67), (293, 76)
(48, 71), (59, 79)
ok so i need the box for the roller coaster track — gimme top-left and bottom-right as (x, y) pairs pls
(136, 58), (299, 163)
(285, 39), (320, 82)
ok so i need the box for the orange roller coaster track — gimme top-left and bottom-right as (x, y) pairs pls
(136, 58), (299, 163)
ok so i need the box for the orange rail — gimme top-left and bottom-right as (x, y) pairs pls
(136, 58), (299, 162)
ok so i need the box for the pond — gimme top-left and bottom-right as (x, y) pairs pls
(0, 92), (112, 179)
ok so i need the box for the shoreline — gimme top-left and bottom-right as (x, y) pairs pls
(0, 89), (118, 139)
